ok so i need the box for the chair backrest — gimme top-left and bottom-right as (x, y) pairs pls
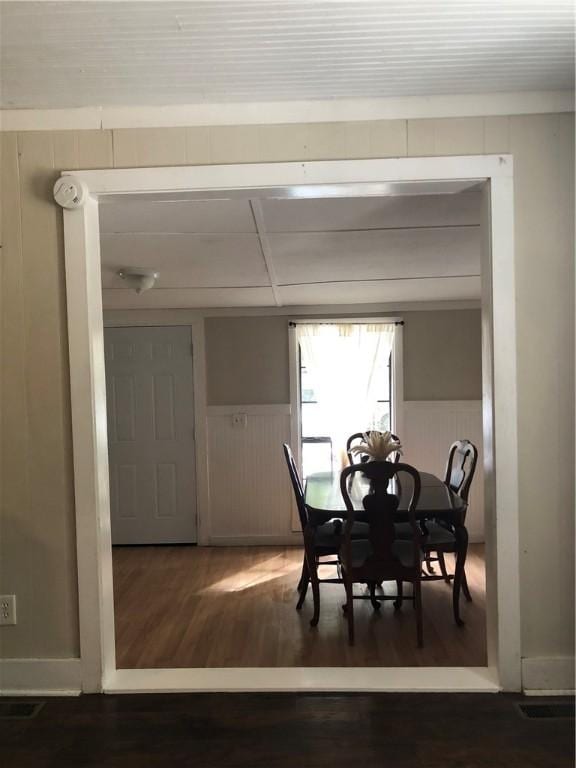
(282, 443), (309, 533)
(346, 431), (402, 466)
(340, 460), (422, 573)
(444, 440), (478, 503)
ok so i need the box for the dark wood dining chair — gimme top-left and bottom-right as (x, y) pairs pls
(346, 431), (402, 466)
(421, 440), (478, 601)
(283, 443), (369, 627)
(339, 460), (424, 647)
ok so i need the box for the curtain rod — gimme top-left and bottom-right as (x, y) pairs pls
(288, 320), (404, 327)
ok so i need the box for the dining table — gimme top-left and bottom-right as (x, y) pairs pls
(304, 468), (470, 626)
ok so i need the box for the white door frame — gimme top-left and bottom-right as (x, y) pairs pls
(58, 156), (520, 694)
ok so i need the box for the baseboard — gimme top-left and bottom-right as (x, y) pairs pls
(522, 656), (575, 693)
(0, 658), (82, 695)
(208, 534), (302, 546)
(209, 534), (484, 547)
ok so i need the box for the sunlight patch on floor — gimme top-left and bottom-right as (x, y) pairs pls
(202, 554), (302, 593)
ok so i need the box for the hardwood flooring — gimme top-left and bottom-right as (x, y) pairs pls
(3, 692), (574, 768)
(113, 544), (486, 668)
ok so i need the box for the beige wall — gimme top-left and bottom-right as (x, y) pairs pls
(206, 317), (290, 405)
(403, 310), (482, 401)
(1, 113), (574, 666)
(205, 309), (482, 405)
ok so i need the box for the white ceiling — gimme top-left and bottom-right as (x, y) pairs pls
(99, 190), (482, 309)
(1, 1), (574, 109)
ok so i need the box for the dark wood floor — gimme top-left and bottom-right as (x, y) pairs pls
(2, 693), (574, 768)
(113, 544), (487, 668)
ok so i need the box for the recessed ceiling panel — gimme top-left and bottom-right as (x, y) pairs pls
(278, 276), (481, 306)
(271, 228), (479, 286)
(261, 194), (481, 232)
(101, 233), (269, 288)
(100, 199), (256, 234)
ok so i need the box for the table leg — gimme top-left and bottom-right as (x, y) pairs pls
(452, 523), (469, 626)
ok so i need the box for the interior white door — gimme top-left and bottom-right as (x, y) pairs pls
(104, 326), (197, 544)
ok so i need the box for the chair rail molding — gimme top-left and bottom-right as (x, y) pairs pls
(3, 90), (574, 131)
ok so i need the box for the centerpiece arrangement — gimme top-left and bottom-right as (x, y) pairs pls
(349, 430), (403, 493)
(350, 430), (403, 463)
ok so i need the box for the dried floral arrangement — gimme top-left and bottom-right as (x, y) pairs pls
(350, 430), (403, 462)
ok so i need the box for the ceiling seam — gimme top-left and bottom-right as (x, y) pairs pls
(100, 224), (481, 236)
(104, 275), (480, 291)
(249, 198), (283, 307)
(279, 274), (481, 287)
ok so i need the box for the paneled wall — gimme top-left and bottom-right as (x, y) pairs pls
(1, 113), (574, 676)
(206, 405), (296, 544)
(403, 401), (484, 542)
(205, 400), (485, 544)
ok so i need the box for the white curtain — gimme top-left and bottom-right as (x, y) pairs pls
(297, 323), (395, 463)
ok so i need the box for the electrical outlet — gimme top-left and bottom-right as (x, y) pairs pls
(232, 413), (247, 429)
(0, 595), (17, 626)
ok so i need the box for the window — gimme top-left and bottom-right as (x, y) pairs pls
(296, 322), (396, 478)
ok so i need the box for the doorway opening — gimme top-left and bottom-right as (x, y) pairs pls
(59, 156), (520, 693)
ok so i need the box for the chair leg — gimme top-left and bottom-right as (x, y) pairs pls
(462, 569), (473, 602)
(296, 557), (309, 610)
(414, 580), (423, 648)
(369, 582), (381, 611)
(309, 556), (321, 627)
(297, 556), (307, 592)
(393, 580), (403, 610)
(437, 551), (451, 584)
(424, 552), (436, 575)
(344, 576), (355, 645)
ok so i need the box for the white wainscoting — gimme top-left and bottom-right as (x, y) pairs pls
(402, 400), (484, 542)
(206, 404), (299, 545)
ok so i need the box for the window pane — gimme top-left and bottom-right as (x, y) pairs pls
(302, 440), (332, 477)
(300, 366), (316, 403)
(372, 402), (391, 432)
(301, 402), (331, 437)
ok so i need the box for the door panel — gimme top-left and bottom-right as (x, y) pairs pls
(105, 326), (197, 544)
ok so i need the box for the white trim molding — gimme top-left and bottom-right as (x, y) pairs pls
(522, 657), (575, 694)
(59, 155), (520, 694)
(2, 90), (574, 132)
(103, 301), (480, 325)
(66, 155), (508, 195)
(0, 659), (82, 696)
(207, 404), (291, 416)
(105, 666), (500, 695)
